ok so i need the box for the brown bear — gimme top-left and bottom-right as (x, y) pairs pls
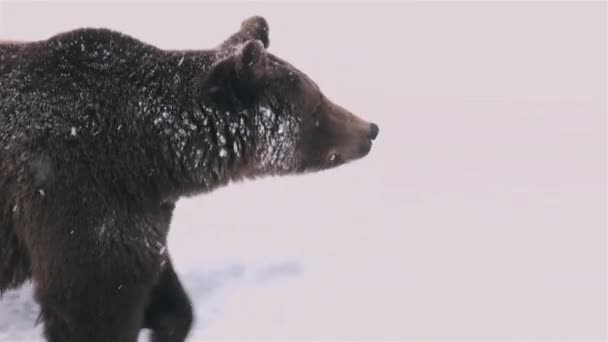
(0, 16), (378, 342)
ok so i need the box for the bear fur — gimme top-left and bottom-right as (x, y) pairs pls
(0, 16), (378, 342)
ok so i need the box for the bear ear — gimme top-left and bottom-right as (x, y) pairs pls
(220, 16), (270, 49)
(200, 40), (268, 107)
(234, 40), (268, 83)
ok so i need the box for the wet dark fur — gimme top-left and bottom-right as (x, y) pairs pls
(0, 16), (377, 342)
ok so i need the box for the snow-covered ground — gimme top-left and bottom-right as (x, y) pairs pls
(1, 2), (606, 341)
(0, 260), (306, 341)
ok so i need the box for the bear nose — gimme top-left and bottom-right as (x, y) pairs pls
(368, 123), (379, 140)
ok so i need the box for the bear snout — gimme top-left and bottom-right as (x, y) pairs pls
(359, 138), (373, 155)
(322, 106), (377, 167)
(326, 135), (373, 168)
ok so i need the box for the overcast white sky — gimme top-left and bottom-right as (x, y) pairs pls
(0, 1), (606, 341)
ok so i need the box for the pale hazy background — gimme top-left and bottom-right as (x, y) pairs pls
(0, 1), (606, 341)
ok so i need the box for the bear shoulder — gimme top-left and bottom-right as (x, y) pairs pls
(46, 27), (148, 51)
(6, 28), (159, 76)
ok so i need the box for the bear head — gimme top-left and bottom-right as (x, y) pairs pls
(197, 17), (378, 177)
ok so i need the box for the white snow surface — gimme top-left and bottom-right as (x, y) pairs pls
(0, 259), (306, 341)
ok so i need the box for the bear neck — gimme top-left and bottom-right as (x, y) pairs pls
(127, 50), (259, 200)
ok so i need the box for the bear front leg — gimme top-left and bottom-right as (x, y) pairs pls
(144, 257), (193, 342)
(37, 279), (152, 342)
(27, 205), (165, 342)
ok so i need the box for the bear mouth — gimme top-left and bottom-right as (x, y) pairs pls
(325, 138), (373, 168)
(296, 138), (374, 174)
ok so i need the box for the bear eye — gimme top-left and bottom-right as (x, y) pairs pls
(311, 102), (322, 128)
(310, 110), (321, 128)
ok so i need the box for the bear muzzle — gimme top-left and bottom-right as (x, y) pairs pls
(327, 106), (379, 164)
(326, 121), (378, 167)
